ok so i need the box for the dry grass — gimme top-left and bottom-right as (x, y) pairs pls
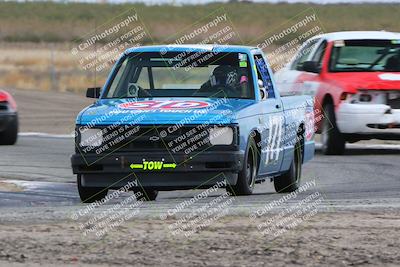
(0, 44), (107, 92)
(1, 2), (400, 43)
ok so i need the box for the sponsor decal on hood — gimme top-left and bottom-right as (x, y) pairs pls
(118, 100), (210, 110)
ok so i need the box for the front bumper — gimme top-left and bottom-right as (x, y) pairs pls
(71, 151), (243, 189)
(336, 103), (400, 136)
(0, 112), (17, 132)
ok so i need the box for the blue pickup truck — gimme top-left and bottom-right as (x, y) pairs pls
(71, 45), (315, 202)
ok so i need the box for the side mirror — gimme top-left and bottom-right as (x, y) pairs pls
(260, 88), (268, 100)
(258, 79), (268, 100)
(86, 87), (100, 98)
(302, 61), (320, 73)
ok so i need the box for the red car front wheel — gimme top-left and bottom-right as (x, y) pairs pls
(0, 115), (18, 145)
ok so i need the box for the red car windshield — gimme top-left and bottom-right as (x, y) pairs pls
(329, 39), (400, 72)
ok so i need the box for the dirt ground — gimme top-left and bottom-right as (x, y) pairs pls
(0, 211), (399, 267)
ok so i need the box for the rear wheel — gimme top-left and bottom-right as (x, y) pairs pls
(0, 116), (18, 145)
(133, 187), (158, 201)
(274, 140), (302, 193)
(321, 103), (345, 155)
(226, 137), (257, 196)
(77, 174), (108, 203)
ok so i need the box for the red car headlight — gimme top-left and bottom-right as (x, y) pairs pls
(0, 91), (17, 111)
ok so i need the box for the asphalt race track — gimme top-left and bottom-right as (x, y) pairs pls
(1, 135), (400, 219)
(4, 88), (398, 216)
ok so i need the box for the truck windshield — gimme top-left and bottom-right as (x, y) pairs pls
(104, 51), (254, 99)
(329, 40), (400, 72)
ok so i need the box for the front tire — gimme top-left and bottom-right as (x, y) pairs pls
(274, 140), (302, 193)
(0, 116), (18, 145)
(321, 103), (345, 155)
(226, 137), (257, 196)
(77, 174), (108, 203)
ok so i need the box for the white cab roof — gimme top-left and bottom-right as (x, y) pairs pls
(311, 31), (400, 41)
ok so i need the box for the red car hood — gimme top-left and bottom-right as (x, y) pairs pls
(327, 72), (400, 93)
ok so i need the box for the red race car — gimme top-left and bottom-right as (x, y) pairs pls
(276, 31), (400, 155)
(0, 90), (18, 145)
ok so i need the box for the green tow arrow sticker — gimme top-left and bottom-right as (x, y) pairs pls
(130, 161), (176, 171)
(163, 163), (177, 168)
(130, 164), (143, 169)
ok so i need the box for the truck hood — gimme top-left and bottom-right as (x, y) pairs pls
(328, 72), (400, 93)
(78, 98), (255, 125)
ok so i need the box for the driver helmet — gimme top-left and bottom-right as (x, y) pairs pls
(210, 65), (239, 88)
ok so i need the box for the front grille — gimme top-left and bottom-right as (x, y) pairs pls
(117, 125), (211, 152)
(367, 123), (400, 129)
(387, 94), (400, 109)
(77, 125), (238, 155)
(0, 101), (8, 111)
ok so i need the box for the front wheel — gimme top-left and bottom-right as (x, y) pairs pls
(77, 174), (108, 203)
(321, 103), (345, 155)
(226, 137), (258, 196)
(274, 140), (302, 193)
(0, 116), (18, 145)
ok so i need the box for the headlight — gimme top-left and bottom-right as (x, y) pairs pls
(79, 128), (103, 147)
(343, 90), (387, 104)
(209, 127), (233, 145)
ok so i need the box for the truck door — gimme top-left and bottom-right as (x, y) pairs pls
(253, 54), (285, 175)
